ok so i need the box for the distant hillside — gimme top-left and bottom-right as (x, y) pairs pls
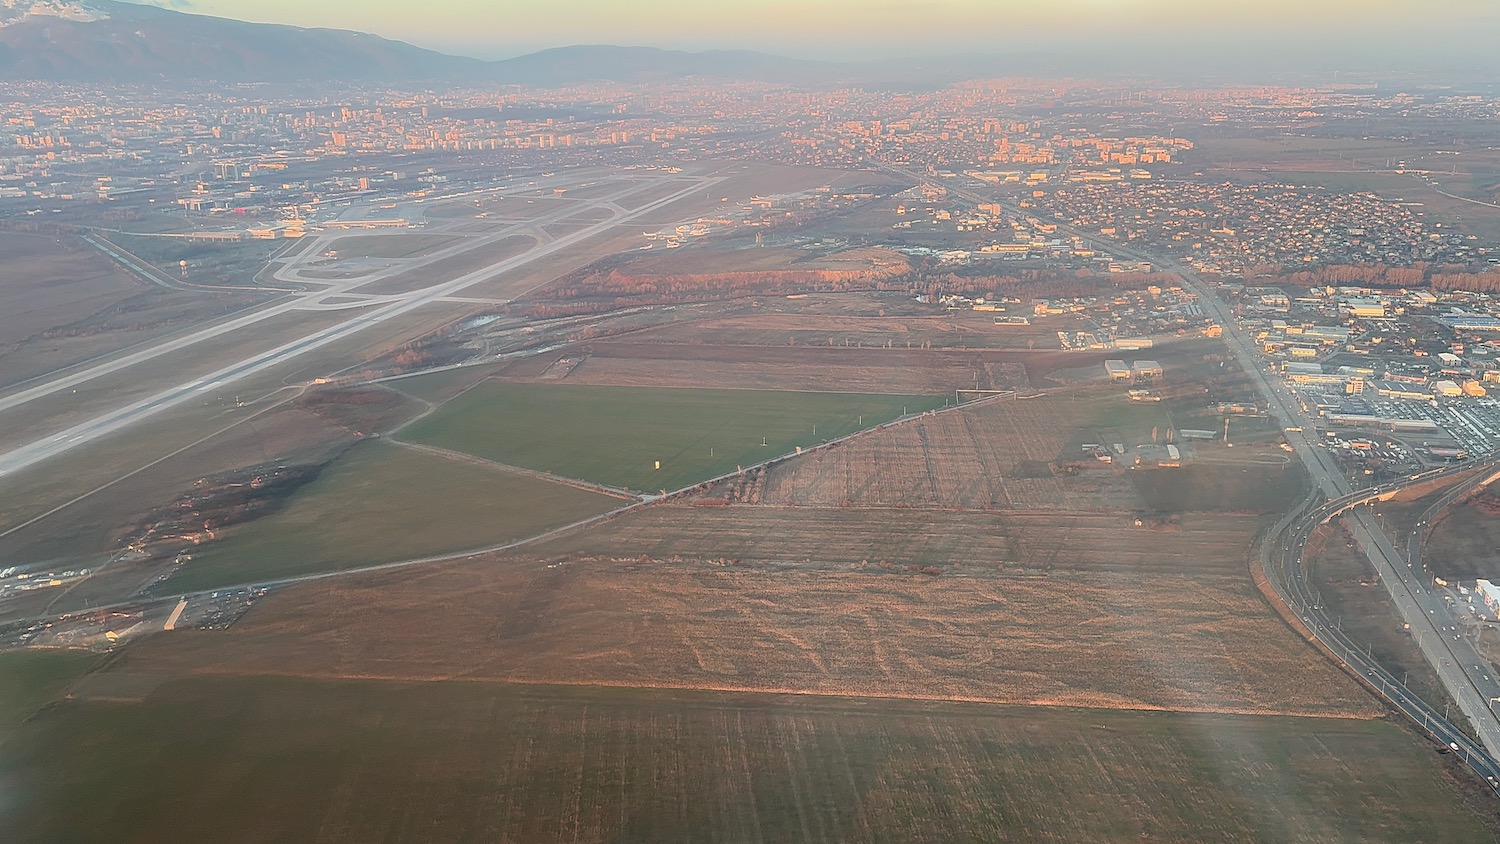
(0, 0), (484, 82)
(0, 2), (1492, 86)
(0, 1), (846, 85)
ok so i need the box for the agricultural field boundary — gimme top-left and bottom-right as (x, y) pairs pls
(387, 439), (638, 501)
(3, 384), (1021, 628)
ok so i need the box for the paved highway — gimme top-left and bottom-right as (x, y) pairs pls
(1072, 207), (1500, 763)
(1264, 459), (1500, 785)
(1095, 236), (1500, 763)
(893, 161), (1500, 771)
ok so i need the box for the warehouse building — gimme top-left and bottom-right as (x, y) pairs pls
(1478, 579), (1500, 620)
(1132, 360), (1164, 379)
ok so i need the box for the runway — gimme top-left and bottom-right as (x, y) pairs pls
(0, 172), (722, 479)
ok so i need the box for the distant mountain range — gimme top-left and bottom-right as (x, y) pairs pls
(0, 1), (1489, 87)
(0, 0), (485, 82)
(0, 0), (843, 85)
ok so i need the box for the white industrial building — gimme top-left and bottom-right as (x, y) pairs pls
(1478, 579), (1500, 619)
(1132, 360), (1164, 378)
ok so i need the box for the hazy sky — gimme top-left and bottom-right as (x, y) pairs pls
(127, 1), (1500, 60)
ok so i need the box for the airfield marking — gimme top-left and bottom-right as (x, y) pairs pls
(0, 174), (723, 479)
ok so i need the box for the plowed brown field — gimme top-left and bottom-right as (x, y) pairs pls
(757, 395), (1139, 510)
(123, 541), (1375, 718)
(512, 341), (1030, 394)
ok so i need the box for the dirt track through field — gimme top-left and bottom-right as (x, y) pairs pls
(123, 545), (1378, 719)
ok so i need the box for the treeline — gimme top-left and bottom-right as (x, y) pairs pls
(1432, 270), (1500, 294)
(534, 263), (911, 306)
(1245, 262), (1500, 293)
(915, 269), (1178, 301)
(0, 220), (80, 236)
(1246, 263), (1427, 288)
(523, 301), (620, 319)
(520, 266), (1183, 318)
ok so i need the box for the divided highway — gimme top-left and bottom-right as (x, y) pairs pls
(1264, 461), (1500, 788)
(1081, 203), (1500, 774)
(897, 161), (1500, 780)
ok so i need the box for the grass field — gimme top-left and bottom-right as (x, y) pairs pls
(0, 404), (354, 570)
(360, 235), (539, 294)
(106, 234), (284, 286)
(0, 233), (144, 349)
(399, 383), (946, 492)
(0, 234), (265, 390)
(321, 233), (466, 259)
(0, 649), (98, 739)
(1417, 496), (1500, 581)
(628, 309), (1066, 352)
(0, 677), (1487, 843)
(164, 439), (618, 593)
(384, 363), (501, 403)
(531, 505), (1266, 577)
(548, 342), (1029, 394)
(756, 396), (1142, 510)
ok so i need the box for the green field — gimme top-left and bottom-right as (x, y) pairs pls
(400, 383), (946, 492)
(0, 649), (98, 739)
(384, 363), (500, 404)
(164, 440), (618, 593)
(0, 677), (1488, 843)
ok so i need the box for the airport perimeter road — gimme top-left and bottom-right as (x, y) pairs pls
(0, 174), (722, 479)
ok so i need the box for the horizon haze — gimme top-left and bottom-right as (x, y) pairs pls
(111, 0), (1500, 71)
